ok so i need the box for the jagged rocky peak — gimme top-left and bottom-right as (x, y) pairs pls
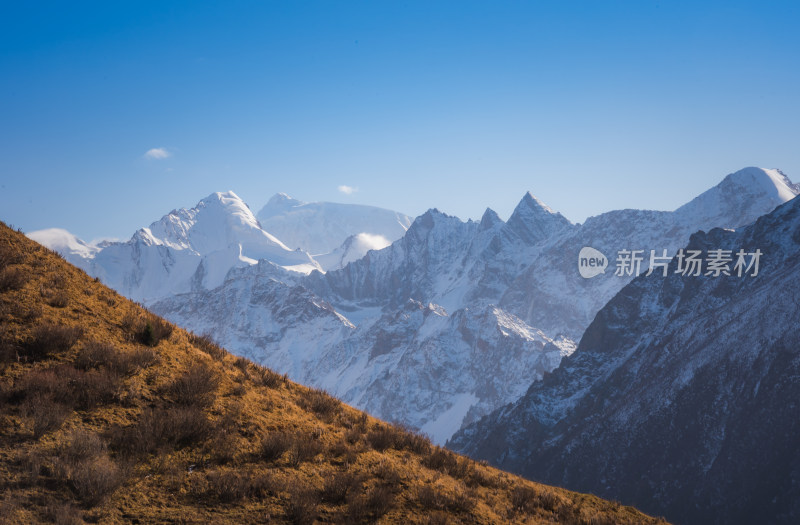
(478, 207), (503, 231)
(451, 195), (800, 525)
(406, 208), (456, 236)
(505, 191), (573, 245)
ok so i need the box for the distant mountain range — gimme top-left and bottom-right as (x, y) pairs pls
(29, 167), (798, 451)
(4, 221), (666, 524)
(449, 182), (800, 525)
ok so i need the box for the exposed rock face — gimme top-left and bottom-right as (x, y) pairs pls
(450, 195), (800, 525)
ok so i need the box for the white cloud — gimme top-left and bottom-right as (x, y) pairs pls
(338, 185), (358, 195)
(144, 147), (171, 160)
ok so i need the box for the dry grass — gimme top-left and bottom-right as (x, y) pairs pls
(0, 221), (669, 524)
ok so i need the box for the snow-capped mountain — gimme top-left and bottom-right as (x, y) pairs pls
(498, 167), (800, 340)
(314, 233), (394, 272)
(449, 193), (800, 525)
(28, 192), (415, 303)
(256, 193), (412, 255)
(152, 202), (578, 443)
(148, 168), (797, 444)
(30, 191), (320, 303)
(28, 167), (799, 446)
(27, 228), (103, 260)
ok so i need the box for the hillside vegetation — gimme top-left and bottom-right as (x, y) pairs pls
(0, 221), (665, 524)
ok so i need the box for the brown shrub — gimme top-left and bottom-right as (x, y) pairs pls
(21, 394), (69, 438)
(231, 383), (246, 397)
(301, 388), (341, 420)
(162, 362), (220, 407)
(110, 407), (210, 456)
(46, 290), (70, 308)
(252, 365), (284, 389)
(373, 461), (402, 486)
(247, 471), (282, 498)
(288, 433), (323, 467)
(21, 448), (46, 484)
(123, 347), (160, 373)
(366, 426), (396, 452)
(424, 447), (471, 479)
(285, 487), (319, 525)
(69, 455), (122, 506)
(583, 514), (618, 525)
(364, 423), (431, 455)
(448, 485), (478, 513)
(232, 356), (249, 373)
(0, 338), (17, 366)
(207, 470), (249, 503)
(42, 500), (84, 525)
(422, 512), (451, 525)
(24, 323), (83, 361)
(346, 484), (396, 523)
(510, 485), (560, 514)
(328, 438), (350, 458)
(0, 266), (27, 292)
(123, 312), (173, 347)
(417, 484), (447, 511)
(71, 369), (120, 410)
(14, 364), (118, 411)
(13, 302), (42, 323)
(13, 367), (64, 401)
(188, 332), (227, 361)
(0, 239), (23, 267)
(465, 466), (501, 489)
(76, 341), (158, 376)
(74, 341), (115, 371)
(206, 428), (239, 465)
(60, 429), (107, 464)
(416, 484), (474, 513)
(344, 426), (362, 445)
(322, 471), (363, 504)
(259, 431), (291, 462)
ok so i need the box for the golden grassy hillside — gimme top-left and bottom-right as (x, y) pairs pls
(0, 222), (667, 524)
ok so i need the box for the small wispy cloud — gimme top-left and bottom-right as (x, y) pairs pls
(338, 185), (358, 195)
(144, 147), (171, 160)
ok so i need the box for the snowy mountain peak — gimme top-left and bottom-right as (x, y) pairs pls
(198, 190), (261, 228)
(143, 190), (291, 254)
(407, 208), (460, 238)
(260, 193), (306, 218)
(505, 192), (573, 245)
(27, 228), (101, 259)
(256, 196), (412, 254)
(524, 191), (557, 214)
(722, 166), (799, 202)
(674, 166), (799, 230)
(478, 208), (503, 231)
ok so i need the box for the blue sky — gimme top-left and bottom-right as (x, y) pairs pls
(1, 1), (798, 241)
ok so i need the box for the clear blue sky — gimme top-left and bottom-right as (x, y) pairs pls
(1, 1), (798, 241)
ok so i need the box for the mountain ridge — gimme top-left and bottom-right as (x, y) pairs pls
(28, 167), (800, 445)
(0, 220), (666, 524)
(449, 191), (800, 525)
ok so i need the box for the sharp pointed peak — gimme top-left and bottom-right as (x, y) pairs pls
(479, 207), (503, 231)
(515, 191), (559, 216)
